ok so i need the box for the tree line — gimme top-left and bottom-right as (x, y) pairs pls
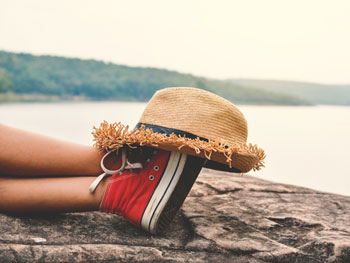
(0, 51), (307, 105)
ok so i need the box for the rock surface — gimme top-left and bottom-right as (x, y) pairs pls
(1, 169), (350, 262)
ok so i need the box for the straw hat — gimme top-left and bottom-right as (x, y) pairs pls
(92, 87), (265, 173)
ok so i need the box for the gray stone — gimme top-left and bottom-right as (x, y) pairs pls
(1, 168), (350, 262)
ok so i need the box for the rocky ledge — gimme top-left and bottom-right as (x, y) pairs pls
(1, 169), (350, 262)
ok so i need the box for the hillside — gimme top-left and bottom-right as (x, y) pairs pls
(0, 51), (307, 105)
(230, 79), (350, 105)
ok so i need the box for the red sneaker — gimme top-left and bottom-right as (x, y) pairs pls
(97, 147), (204, 234)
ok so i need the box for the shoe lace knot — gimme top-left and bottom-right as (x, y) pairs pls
(89, 148), (143, 193)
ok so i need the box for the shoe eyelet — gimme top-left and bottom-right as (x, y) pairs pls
(146, 158), (151, 163)
(149, 175), (155, 181)
(154, 165), (159, 171)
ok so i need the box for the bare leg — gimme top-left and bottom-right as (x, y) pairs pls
(0, 123), (104, 176)
(0, 176), (110, 213)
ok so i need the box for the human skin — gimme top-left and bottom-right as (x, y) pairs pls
(0, 123), (104, 176)
(0, 123), (110, 213)
(0, 176), (109, 213)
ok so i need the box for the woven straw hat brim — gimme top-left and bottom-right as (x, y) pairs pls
(92, 121), (265, 173)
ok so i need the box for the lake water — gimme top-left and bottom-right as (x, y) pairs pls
(0, 102), (349, 196)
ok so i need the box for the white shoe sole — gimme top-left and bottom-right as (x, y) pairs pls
(140, 151), (187, 234)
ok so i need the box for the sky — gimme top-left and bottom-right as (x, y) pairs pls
(1, 0), (350, 84)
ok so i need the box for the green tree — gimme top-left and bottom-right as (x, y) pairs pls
(0, 68), (14, 92)
(0, 50), (310, 105)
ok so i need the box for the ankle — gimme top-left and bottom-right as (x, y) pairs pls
(90, 177), (110, 209)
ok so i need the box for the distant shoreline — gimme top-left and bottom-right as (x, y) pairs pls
(0, 51), (311, 106)
(0, 92), (315, 106)
(0, 92), (147, 104)
(1, 50), (349, 106)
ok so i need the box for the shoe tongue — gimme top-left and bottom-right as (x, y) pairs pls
(127, 152), (144, 163)
(127, 146), (156, 164)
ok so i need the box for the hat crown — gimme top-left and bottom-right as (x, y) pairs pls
(138, 87), (248, 145)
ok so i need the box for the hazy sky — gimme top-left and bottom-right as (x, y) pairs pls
(1, 0), (350, 84)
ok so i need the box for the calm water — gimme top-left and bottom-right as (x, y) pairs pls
(1, 102), (349, 196)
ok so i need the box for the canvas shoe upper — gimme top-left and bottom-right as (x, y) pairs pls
(91, 147), (204, 234)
